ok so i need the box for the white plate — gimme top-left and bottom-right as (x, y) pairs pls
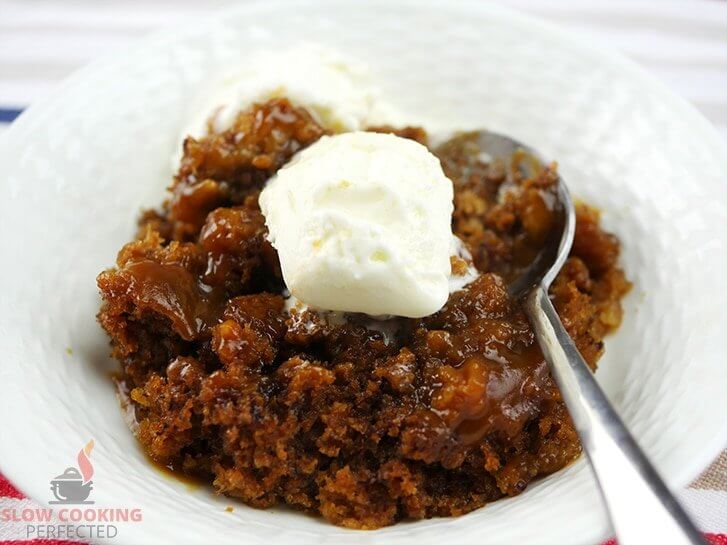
(1, 1), (726, 544)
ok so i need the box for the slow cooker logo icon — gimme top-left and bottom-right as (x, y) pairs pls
(49, 439), (95, 505)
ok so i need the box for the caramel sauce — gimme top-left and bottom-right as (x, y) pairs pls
(124, 260), (225, 340)
(144, 452), (204, 492)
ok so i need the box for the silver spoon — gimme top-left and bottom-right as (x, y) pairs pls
(457, 130), (705, 545)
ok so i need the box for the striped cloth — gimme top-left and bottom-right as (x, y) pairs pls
(0, 0), (725, 543)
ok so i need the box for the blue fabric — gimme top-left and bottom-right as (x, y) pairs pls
(0, 108), (24, 123)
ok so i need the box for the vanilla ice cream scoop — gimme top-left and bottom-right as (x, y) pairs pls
(259, 131), (455, 318)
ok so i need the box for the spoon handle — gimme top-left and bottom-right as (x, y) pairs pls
(524, 285), (705, 545)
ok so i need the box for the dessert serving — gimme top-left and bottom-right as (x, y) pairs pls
(97, 47), (630, 529)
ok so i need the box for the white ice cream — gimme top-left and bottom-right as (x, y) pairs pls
(260, 131), (455, 318)
(179, 45), (396, 145)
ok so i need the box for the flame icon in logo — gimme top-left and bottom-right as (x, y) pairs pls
(49, 439), (95, 504)
(77, 439), (94, 484)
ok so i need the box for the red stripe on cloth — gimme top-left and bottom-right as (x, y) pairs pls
(0, 541), (86, 545)
(0, 473), (24, 499)
(603, 535), (727, 545)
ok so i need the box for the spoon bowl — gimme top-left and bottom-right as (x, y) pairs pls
(459, 130), (577, 297)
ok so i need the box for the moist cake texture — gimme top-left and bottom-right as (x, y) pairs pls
(97, 98), (630, 529)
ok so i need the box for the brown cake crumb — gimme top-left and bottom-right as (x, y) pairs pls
(97, 98), (630, 529)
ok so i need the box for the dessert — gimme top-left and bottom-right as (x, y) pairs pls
(97, 53), (630, 529)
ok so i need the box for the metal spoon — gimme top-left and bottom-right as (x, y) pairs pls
(457, 130), (705, 545)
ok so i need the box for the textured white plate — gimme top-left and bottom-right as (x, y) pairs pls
(1, 1), (726, 545)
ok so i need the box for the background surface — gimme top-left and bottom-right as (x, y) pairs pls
(0, 0), (725, 542)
